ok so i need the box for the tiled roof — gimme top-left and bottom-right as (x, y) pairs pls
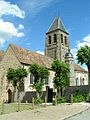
(9, 44), (87, 72)
(10, 44), (54, 69)
(47, 17), (68, 33)
(0, 50), (4, 61)
(74, 63), (87, 72)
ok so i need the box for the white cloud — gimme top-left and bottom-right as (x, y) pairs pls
(16, 32), (25, 37)
(20, 0), (55, 15)
(83, 34), (90, 42)
(0, 19), (24, 46)
(0, 19), (17, 38)
(18, 24), (24, 30)
(71, 34), (90, 59)
(0, 0), (25, 48)
(0, 38), (5, 47)
(36, 51), (44, 55)
(0, 0), (25, 18)
(71, 48), (77, 59)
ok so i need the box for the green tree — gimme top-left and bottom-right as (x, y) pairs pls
(7, 67), (28, 111)
(51, 60), (69, 97)
(77, 45), (90, 84)
(29, 64), (49, 98)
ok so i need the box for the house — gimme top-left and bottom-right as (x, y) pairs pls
(0, 17), (88, 103)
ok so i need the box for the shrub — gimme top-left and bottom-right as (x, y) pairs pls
(86, 95), (90, 102)
(57, 97), (66, 104)
(34, 98), (44, 104)
(73, 94), (85, 103)
(73, 91), (85, 103)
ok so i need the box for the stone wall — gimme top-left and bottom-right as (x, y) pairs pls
(45, 30), (70, 61)
(64, 85), (90, 100)
(0, 45), (21, 102)
(21, 91), (46, 103)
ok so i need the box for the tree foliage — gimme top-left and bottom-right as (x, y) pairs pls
(7, 67), (28, 89)
(51, 60), (70, 97)
(77, 46), (90, 84)
(29, 64), (49, 98)
(7, 67), (28, 104)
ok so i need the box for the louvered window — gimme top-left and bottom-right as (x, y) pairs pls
(61, 34), (63, 43)
(48, 36), (51, 44)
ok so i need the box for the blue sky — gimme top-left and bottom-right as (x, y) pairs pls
(0, 0), (90, 67)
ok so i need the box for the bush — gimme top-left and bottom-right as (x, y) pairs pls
(73, 91), (85, 103)
(34, 98), (44, 104)
(73, 94), (85, 103)
(86, 95), (90, 102)
(57, 97), (66, 104)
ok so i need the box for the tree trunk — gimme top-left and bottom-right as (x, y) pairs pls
(12, 88), (16, 102)
(88, 65), (90, 85)
(61, 88), (63, 97)
(57, 87), (61, 98)
(36, 91), (40, 99)
(17, 82), (20, 112)
(17, 89), (20, 112)
(40, 91), (44, 98)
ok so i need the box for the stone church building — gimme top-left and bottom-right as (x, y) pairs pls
(45, 17), (88, 86)
(0, 17), (88, 103)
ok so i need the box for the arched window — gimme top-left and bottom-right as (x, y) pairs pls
(61, 34), (63, 43)
(82, 78), (85, 85)
(30, 74), (34, 84)
(45, 76), (49, 85)
(65, 36), (67, 45)
(48, 36), (51, 44)
(75, 78), (79, 86)
(53, 34), (57, 43)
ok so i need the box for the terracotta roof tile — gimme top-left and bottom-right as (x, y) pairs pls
(10, 44), (53, 69)
(74, 63), (87, 72)
(9, 44), (87, 72)
(0, 50), (5, 61)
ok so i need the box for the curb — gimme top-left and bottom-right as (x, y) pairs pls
(62, 106), (90, 120)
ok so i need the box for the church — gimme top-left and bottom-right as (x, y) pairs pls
(0, 17), (88, 103)
(45, 17), (88, 86)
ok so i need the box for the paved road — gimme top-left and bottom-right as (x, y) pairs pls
(0, 104), (89, 120)
(66, 107), (90, 120)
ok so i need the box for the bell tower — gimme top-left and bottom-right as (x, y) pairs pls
(45, 17), (70, 61)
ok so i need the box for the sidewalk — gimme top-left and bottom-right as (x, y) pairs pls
(0, 103), (90, 120)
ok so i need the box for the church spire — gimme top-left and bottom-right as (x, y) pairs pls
(47, 17), (68, 34)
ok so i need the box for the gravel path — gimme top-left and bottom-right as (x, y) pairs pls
(0, 103), (89, 120)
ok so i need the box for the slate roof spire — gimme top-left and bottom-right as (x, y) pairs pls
(47, 17), (68, 34)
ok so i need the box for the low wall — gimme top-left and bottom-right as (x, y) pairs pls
(17, 85), (90, 103)
(64, 85), (90, 100)
(20, 91), (46, 103)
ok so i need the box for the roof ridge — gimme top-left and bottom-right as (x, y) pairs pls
(10, 44), (30, 52)
(9, 43), (53, 68)
(10, 44), (21, 64)
(74, 63), (87, 72)
(11, 43), (53, 60)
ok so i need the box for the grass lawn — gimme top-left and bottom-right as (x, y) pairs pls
(0, 103), (34, 114)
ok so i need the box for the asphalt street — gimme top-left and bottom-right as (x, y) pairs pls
(0, 104), (90, 120)
(66, 107), (90, 120)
